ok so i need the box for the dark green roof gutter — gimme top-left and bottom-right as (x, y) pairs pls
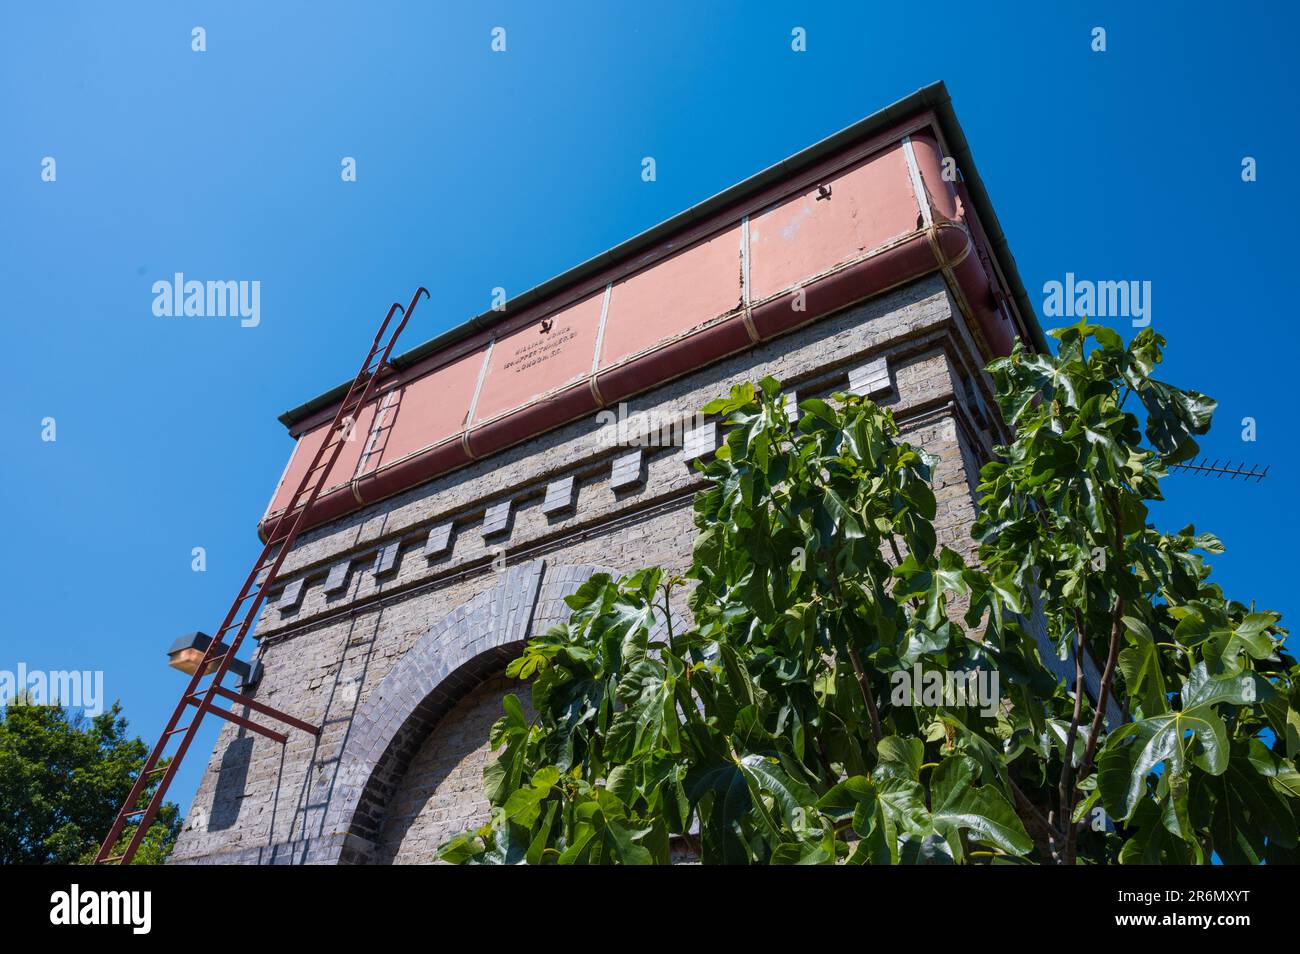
(280, 80), (1045, 429)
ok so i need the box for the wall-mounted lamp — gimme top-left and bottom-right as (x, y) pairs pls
(166, 632), (263, 690)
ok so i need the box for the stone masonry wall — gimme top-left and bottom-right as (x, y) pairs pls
(169, 273), (1008, 864)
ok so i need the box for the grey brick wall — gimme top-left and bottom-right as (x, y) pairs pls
(375, 677), (536, 863)
(170, 274), (1006, 865)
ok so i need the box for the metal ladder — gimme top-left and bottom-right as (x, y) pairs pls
(96, 286), (430, 864)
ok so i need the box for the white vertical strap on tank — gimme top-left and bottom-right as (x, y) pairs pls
(467, 338), (495, 423)
(462, 338), (495, 459)
(901, 136), (933, 229)
(592, 284), (613, 374)
(740, 215), (759, 342)
(589, 283), (613, 406)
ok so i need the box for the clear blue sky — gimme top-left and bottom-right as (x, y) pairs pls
(3, 2), (1295, 817)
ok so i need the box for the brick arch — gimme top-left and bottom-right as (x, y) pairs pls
(315, 558), (623, 864)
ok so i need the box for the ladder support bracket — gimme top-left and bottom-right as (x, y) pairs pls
(209, 684), (321, 737)
(186, 696), (290, 745)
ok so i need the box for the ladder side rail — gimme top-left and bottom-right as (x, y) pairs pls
(94, 530), (278, 863)
(98, 418), (341, 862)
(259, 298), (406, 544)
(264, 288), (427, 547)
(102, 419), (349, 863)
(98, 290), (429, 864)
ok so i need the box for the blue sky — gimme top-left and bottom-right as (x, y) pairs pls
(2, 2), (1295, 817)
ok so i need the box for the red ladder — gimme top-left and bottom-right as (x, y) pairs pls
(96, 286), (430, 864)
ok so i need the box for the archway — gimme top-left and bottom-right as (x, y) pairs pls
(314, 560), (623, 863)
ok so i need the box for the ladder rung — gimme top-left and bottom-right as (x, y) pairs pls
(123, 808), (147, 817)
(98, 855), (126, 865)
(194, 651), (233, 667)
(165, 723), (192, 736)
(219, 611), (259, 628)
(145, 765), (168, 776)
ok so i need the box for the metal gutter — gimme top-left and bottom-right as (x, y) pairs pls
(279, 80), (1044, 429)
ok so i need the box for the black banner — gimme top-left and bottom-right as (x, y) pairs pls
(4, 863), (1277, 940)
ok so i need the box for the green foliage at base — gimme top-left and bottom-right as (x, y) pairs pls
(441, 324), (1297, 864)
(0, 701), (180, 865)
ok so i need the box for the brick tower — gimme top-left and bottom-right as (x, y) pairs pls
(170, 82), (1045, 864)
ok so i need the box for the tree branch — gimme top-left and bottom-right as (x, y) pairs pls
(825, 545), (884, 744)
(1009, 777), (1064, 862)
(1057, 609), (1087, 862)
(846, 646), (884, 744)
(1077, 593), (1125, 784)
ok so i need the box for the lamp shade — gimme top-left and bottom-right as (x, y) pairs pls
(165, 632), (261, 689)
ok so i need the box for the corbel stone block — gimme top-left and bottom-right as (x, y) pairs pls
(372, 541), (400, 579)
(482, 501), (512, 539)
(783, 392), (799, 423)
(609, 450), (644, 490)
(276, 578), (305, 614)
(423, 522), (454, 559)
(541, 476), (576, 515)
(683, 422), (718, 462)
(323, 561), (350, 595)
(847, 356), (890, 398)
